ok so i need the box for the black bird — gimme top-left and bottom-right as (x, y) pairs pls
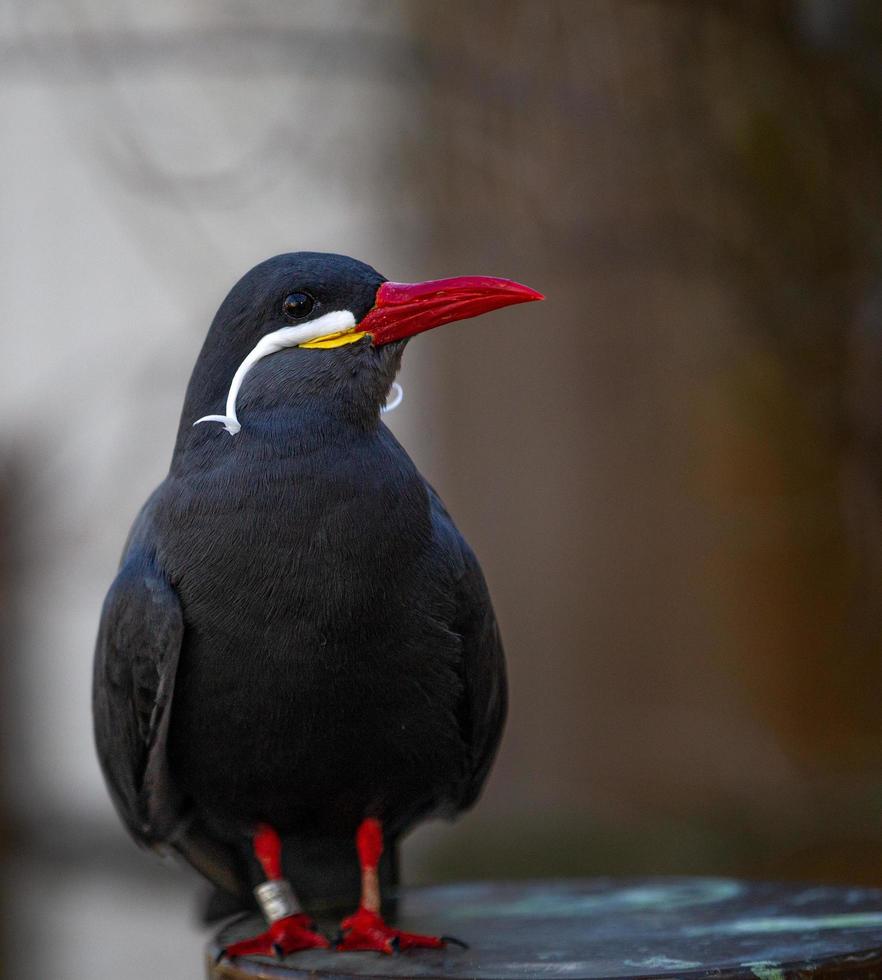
(93, 252), (542, 958)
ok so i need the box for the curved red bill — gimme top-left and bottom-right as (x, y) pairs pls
(359, 275), (544, 346)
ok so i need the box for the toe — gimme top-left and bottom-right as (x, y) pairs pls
(223, 933), (274, 959)
(393, 930), (446, 951)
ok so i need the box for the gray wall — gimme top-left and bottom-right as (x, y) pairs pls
(4, 2), (882, 978)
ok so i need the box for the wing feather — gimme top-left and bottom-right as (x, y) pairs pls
(92, 552), (184, 843)
(428, 488), (508, 812)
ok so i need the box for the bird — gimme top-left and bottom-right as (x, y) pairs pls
(92, 251), (543, 959)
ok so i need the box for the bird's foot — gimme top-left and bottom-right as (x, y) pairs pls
(336, 906), (452, 954)
(220, 913), (329, 961)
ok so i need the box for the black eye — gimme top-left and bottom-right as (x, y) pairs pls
(282, 291), (315, 320)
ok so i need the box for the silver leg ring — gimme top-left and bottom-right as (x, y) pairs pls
(254, 878), (302, 923)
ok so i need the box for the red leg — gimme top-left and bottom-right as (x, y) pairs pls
(221, 823), (329, 961)
(336, 818), (448, 954)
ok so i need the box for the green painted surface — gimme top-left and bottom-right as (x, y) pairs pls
(454, 880), (742, 919)
(213, 878), (882, 979)
(746, 960), (785, 980)
(688, 913), (882, 937)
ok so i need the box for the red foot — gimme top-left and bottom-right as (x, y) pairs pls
(222, 913), (329, 960)
(337, 906), (446, 954)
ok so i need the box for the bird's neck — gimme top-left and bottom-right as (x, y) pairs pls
(170, 395), (381, 475)
(171, 347), (389, 467)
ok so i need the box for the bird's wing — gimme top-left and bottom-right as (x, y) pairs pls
(92, 550), (185, 844)
(428, 488), (508, 812)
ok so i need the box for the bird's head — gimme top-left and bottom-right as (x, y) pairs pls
(188, 252), (543, 437)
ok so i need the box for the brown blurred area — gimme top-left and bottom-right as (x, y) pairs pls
(2, 1), (882, 977)
(403, 0), (882, 889)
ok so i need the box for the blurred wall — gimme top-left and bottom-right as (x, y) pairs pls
(0, 2), (435, 977)
(0, 0), (433, 830)
(2, 1), (882, 978)
(401, 0), (882, 886)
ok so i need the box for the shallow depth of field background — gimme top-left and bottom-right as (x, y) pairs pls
(2, 1), (882, 977)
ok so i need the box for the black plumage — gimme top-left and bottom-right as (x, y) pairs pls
(93, 253), (513, 924)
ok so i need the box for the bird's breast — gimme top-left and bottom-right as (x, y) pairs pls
(161, 436), (466, 831)
(165, 429), (433, 621)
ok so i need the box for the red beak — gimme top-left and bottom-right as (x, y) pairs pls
(358, 275), (544, 346)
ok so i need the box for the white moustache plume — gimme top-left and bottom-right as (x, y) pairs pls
(194, 310), (357, 435)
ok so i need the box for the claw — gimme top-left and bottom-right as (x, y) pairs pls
(441, 934), (469, 949)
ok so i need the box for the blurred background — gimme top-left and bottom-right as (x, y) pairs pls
(2, 0), (882, 976)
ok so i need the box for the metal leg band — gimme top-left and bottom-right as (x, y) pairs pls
(254, 878), (301, 923)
